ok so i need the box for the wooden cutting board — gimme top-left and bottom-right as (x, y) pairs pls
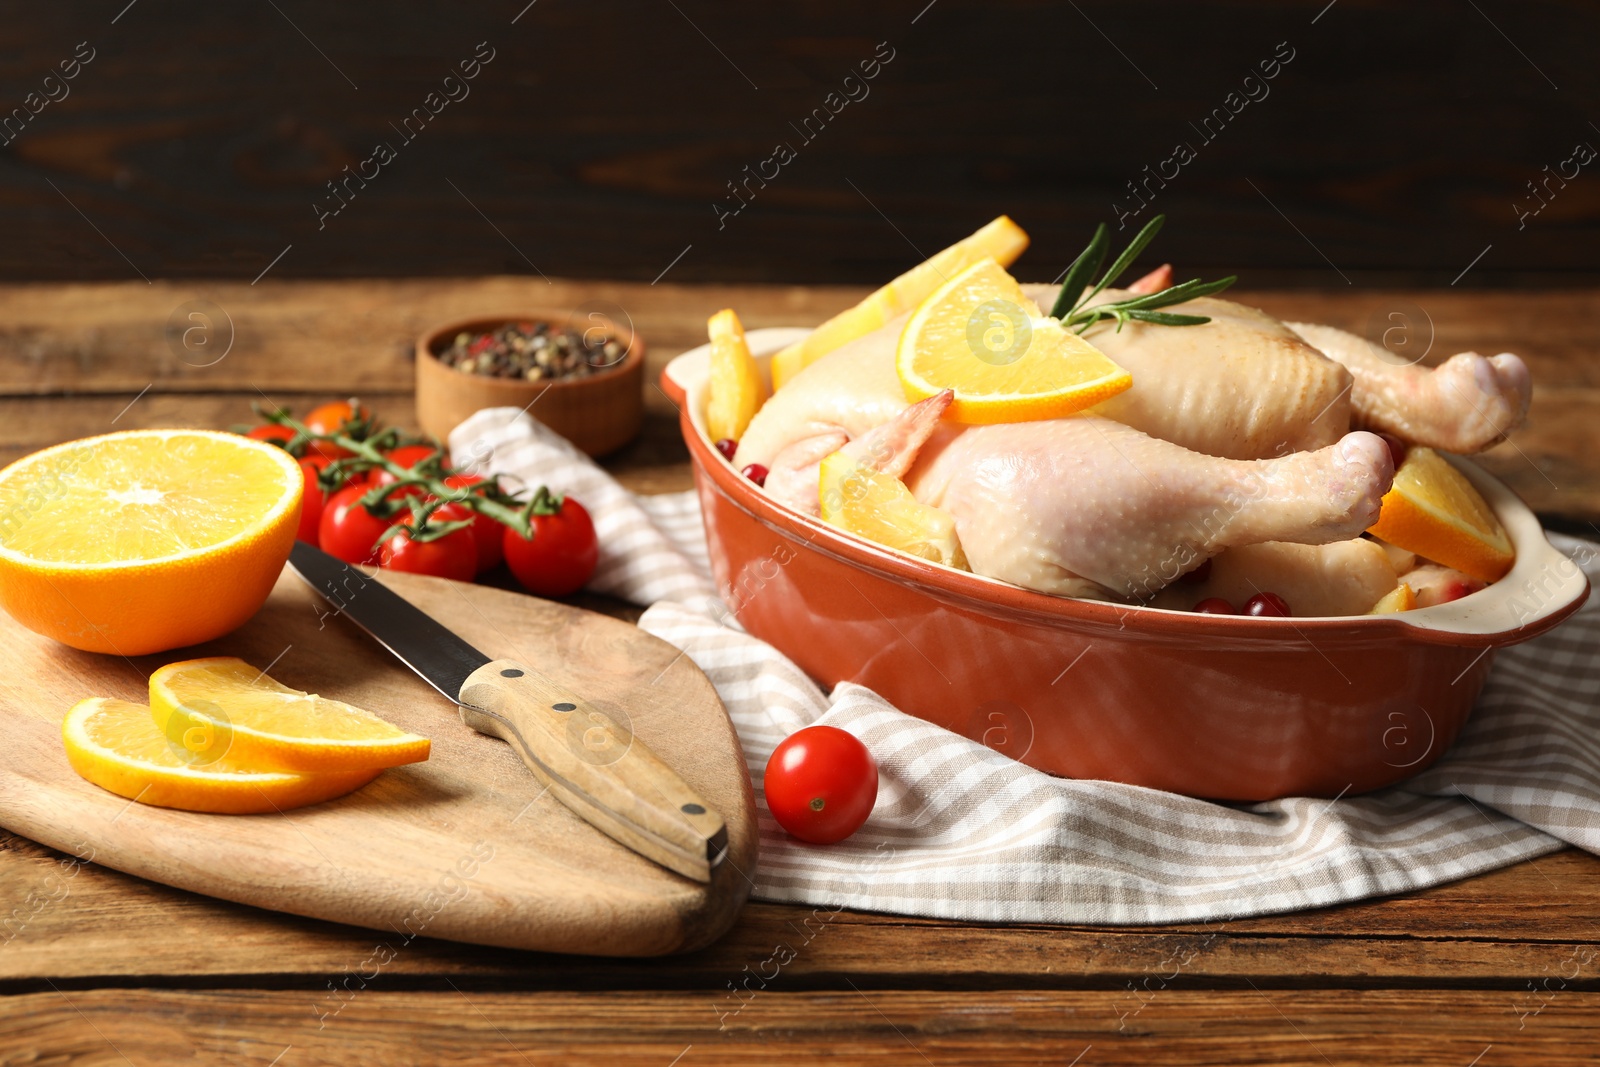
(0, 567), (757, 956)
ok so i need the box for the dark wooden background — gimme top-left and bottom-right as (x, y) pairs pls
(0, 0), (1596, 287)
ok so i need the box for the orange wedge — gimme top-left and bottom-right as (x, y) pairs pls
(706, 308), (767, 442)
(63, 698), (380, 815)
(1367, 584), (1418, 614)
(771, 216), (1030, 390)
(0, 429), (302, 655)
(896, 259), (1133, 424)
(149, 657), (430, 774)
(819, 451), (967, 569)
(1366, 448), (1514, 583)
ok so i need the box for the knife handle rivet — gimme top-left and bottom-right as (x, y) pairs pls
(500, 668), (525, 678)
(552, 702), (577, 712)
(681, 803), (706, 815)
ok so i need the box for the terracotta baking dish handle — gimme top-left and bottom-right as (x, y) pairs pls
(1378, 456), (1590, 645)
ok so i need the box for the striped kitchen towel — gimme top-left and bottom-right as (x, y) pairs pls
(454, 407), (1598, 924)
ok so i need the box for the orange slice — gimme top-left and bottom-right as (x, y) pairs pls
(706, 308), (768, 442)
(63, 698), (380, 815)
(1367, 583), (1418, 614)
(0, 429), (302, 655)
(819, 451), (967, 569)
(771, 216), (1030, 390)
(149, 657), (430, 774)
(896, 258), (1133, 424)
(1366, 448), (1514, 583)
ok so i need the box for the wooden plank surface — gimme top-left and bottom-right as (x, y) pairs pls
(4, 2), (1598, 287)
(0, 278), (1596, 520)
(3, 988), (1596, 1066)
(5, 829), (1600, 988)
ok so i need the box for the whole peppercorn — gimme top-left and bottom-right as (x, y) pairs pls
(436, 320), (629, 382)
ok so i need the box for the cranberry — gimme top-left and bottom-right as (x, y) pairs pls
(1243, 592), (1291, 617)
(1376, 432), (1408, 470)
(715, 437), (738, 462)
(1183, 558), (1213, 583)
(741, 463), (769, 487)
(1193, 597), (1236, 615)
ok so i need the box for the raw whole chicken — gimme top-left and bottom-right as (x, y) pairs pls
(732, 277), (1531, 612)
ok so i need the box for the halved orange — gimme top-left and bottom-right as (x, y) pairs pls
(0, 429), (302, 655)
(1366, 448), (1514, 583)
(706, 308), (767, 443)
(896, 259), (1133, 424)
(63, 697), (380, 815)
(770, 216), (1030, 390)
(149, 657), (430, 774)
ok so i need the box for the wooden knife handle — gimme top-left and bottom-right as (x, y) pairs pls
(457, 659), (727, 883)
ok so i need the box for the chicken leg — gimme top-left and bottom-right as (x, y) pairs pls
(906, 419), (1393, 599)
(1286, 321), (1531, 453)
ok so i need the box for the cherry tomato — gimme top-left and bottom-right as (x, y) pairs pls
(296, 460), (325, 545)
(304, 400), (370, 436)
(303, 400), (371, 461)
(301, 451), (368, 497)
(318, 484), (393, 565)
(441, 473), (506, 574)
(763, 725), (878, 844)
(1244, 592), (1291, 617)
(1193, 597), (1235, 615)
(502, 496), (599, 597)
(378, 525), (477, 582)
(370, 444), (448, 487)
(247, 424), (298, 451)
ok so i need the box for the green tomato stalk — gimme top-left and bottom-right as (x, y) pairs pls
(259, 406), (562, 544)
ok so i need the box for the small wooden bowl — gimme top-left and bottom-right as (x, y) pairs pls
(415, 314), (644, 456)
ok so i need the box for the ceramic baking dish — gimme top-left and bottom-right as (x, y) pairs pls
(662, 327), (1589, 800)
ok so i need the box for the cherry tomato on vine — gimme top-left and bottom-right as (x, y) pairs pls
(501, 496), (598, 597)
(296, 460), (325, 546)
(303, 400), (371, 460)
(317, 484), (392, 565)
(304, 400), (369, 436)
(763, 726), (878, 845)
(378, 524), (477, 582)
(247, 424), (297, 450)
(442, 473), (506, 574)
(370, 444), (448, 487)
(301, 451), (365, 495)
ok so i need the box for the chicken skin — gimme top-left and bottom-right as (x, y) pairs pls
(906, 418), (1392, 600)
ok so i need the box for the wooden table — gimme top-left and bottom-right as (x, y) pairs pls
(1, 278), (1596, 1064)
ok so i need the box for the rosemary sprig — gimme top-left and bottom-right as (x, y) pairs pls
(1047, 214), (1236, 334)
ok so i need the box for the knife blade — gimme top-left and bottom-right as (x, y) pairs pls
(289, 540), (728, 883)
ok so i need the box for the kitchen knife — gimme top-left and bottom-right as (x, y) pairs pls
(288, 540), (728, 883)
